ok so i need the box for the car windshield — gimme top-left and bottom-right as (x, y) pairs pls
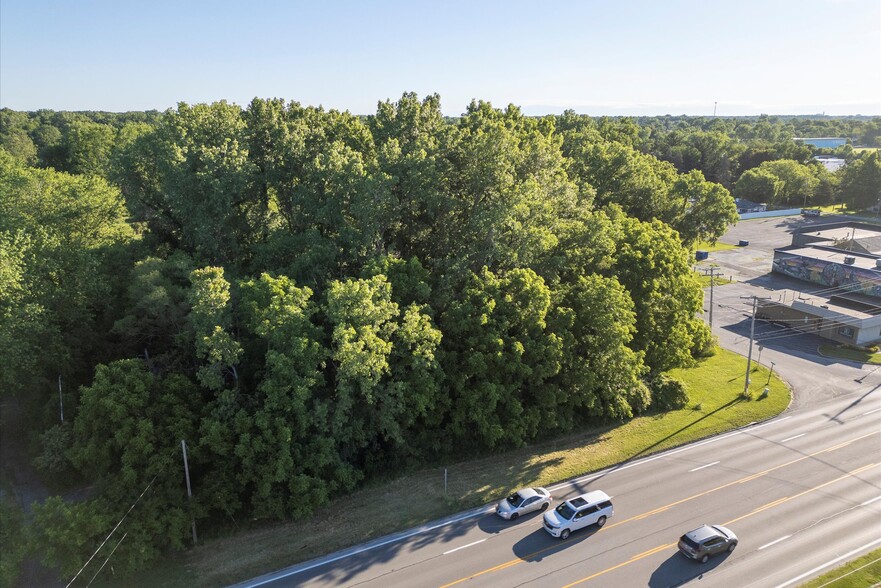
(555, 502), (576, 520)
(507, 492), (525, 507)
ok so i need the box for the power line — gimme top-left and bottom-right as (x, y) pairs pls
(85, 532), (127, 588)
(65, 476), (157, 588)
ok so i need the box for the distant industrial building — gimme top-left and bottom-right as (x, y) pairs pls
(794, 137), (848, 149)
(813, 155), (846, 172)
(762, 221), (881, 346)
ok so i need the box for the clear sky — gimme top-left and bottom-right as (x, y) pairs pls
(2, 0), (879, 117)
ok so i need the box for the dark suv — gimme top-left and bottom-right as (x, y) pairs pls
(678, 524), (738, 563)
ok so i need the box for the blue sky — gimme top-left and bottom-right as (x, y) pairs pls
(2, 0), (879, 116)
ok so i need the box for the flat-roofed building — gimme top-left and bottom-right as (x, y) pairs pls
(794, 137), (848, 149)
(767, 221), (881, 345)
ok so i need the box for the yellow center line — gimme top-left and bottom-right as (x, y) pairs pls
(438, 430), (878, 588)
(560, 462), (878, 588)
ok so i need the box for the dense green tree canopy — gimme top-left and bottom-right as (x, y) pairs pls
(13, 100), (878, 580)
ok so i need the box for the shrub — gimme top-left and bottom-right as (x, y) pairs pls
(650, 375), (689, 411)
(688, 321), (718, 359)
(626, 380), (653, 415)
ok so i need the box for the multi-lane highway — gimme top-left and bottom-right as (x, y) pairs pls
(242, 385), (880, 588)
(238, 215), (881, 588)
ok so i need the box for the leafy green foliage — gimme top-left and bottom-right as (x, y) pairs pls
(840, 152), (881, 210)
(188, 267), (242, 391)
(0, 497), (26, 586)
(649, 374), (690, 411)
(9, 100), (835, 577)
(441, 268), (563, 448)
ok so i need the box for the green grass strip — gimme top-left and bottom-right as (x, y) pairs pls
(819, 344), (881, 365)
(798, 547), (881, 588)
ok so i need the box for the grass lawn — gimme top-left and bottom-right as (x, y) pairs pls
(694, 268), (735, 287)
(120, 348), (790, 587)
(798, 548), (881, 588)
(819, 344), (881, 365)
(694, 240), (737, 253)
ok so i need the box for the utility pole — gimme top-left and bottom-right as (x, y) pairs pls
(181, 440), (197, 545)
(58, 375), (64, 423)
(707, 267), (718, 329)
(743, 296), (758, 396)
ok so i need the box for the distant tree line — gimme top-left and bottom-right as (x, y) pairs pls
(1, 97), (878, 579)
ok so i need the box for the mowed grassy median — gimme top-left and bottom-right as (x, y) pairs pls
(128, 348), (790, 587)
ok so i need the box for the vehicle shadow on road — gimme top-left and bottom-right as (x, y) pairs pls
(511, 526), (600, 562)
(648, 551), (730, 587)
(477, 507), (547, 535)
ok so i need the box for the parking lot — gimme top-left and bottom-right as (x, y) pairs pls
(696, 212), (864, 409)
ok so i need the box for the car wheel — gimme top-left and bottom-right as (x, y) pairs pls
(700, 554), (709, 564)
(541, 502), (549, 512)
(596, 515), (607, 528)
(510, 512), (519, 521)
(728, 543), (736, 553)
(561, 529), (571, 540)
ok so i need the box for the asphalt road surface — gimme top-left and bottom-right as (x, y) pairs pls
(237, 214), (881, 588)
(241, 387), (880, 588)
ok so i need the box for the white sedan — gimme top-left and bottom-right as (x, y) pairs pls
(495, 487), (552, 520)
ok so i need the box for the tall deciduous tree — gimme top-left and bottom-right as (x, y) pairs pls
(552, 273), (648, 424)
(441, 267), (563, 449)
(236, 273), (347, 517)
(606, 207), (707, 374)
(188, 267), (242, 391)
(0, 149), (133, 396)
(152, 102), (263, 264)
(839, 152), (881, 210)
(734, 167), (783, 203)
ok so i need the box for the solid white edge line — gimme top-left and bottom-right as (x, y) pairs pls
(689, 461), (721, 472)
(862, 407), (881, 415)
(244, 506), (496, 587)
(244, 416), (794, 586)
(443, 538), (486, 555)
(758, 534), (792, 550)
(861, 495), (881, 506)
(780, 433), (806, 443)
(547, 417), (794, 493)
(773, 537), (881, 588)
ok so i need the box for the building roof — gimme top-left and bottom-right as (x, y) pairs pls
(797, 226), (881, 255)
(762, 288), (881, 325)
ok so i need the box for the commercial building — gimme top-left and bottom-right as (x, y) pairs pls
(765, 221), (881, 346)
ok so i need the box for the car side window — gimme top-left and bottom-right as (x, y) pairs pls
(524, 496), (537, 506)
(598, 501), (612, 510)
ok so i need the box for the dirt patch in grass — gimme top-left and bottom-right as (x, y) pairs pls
(122, 349), (791, 587)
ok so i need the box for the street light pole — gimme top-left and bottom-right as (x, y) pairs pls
(767, 361), (776, 386)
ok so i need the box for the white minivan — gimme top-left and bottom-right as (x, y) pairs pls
(542, 490), (613, 539)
